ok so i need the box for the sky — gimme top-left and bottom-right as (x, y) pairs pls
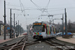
(0, 0), (75, 30)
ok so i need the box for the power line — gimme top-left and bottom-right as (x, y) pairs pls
(19, 0), (25, 11)
(30, 0), (40, 8)
(19, 0), (25, 16)
(30, 0), (50, 14)
(45, 0), (50, 8)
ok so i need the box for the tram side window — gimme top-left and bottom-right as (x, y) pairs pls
(32, 26), (34, 32)
(42, 25), (45, 32)
(46, 26), (49, 34)
(50, 27), (52, 33)
(47, 26), (49, 34)
(46, 26), (47, 34)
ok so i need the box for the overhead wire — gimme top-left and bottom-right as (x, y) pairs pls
(19, 0), (75, 18)
(30, 0), (40, 8)
(19, 0), (25, 16)
(44, 0), (51, 16)
(30, 0), (50, 13)
(45, 0), (50, 8)
(19, 0), (24, 12)
(40, 0), (51, 15)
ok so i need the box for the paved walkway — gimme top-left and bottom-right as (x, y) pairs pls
(0, 35), (11, 43)
(56, 37), (75, 44)
(0, 34), (24, 44)
(0, 39), (11, 43)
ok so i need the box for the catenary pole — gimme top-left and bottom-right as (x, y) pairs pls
(18, 20), (19, 36)
(4, 0), (6, 40)
(0, 25), (1, 35)
(10, 9), (12, 38)
(14, 13), (15, 38)
(62, 14), (64, 37)
(65, 8), (67, 35)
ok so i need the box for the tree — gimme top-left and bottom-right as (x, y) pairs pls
(15, 25), (24, 34)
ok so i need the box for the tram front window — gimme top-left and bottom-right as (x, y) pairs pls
(33, 26), (42, 32)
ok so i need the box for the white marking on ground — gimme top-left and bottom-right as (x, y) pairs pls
(35, 46), (44, 48)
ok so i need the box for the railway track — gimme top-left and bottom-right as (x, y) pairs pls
(25, 38), (75, 50)
(0, 35), (26, 50)
(0, 35), (75, 50)
(45, 38), (75, 50)
(0, 35), (40, 50)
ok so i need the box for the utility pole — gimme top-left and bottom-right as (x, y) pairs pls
(62, 14), (64, 37)
(65, 8), (67, 35)
(4, 0), (6, 40)
(18, 20), (19, 36)
(0, 24), (1, 35)
(14, 13), (15, 38)
(10, 9), (12, 38)
(16, 21), (17, 37)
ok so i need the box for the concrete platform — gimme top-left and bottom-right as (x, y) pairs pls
(0, 34), (24, 44)
(0, 39), (11, 43)
(56, 37), (75, 44)
(0, 35), (11, 43)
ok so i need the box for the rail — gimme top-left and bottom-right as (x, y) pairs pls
(45, 38), (75, 50)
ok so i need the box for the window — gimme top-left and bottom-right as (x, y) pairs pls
(42, 25), (45, 32)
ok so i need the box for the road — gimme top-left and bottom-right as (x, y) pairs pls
(26, 42), (57, 50)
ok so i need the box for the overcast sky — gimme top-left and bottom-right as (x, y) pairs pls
(0, 0), (75, 30)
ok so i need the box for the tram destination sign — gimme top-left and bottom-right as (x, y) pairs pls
(33, 23), (42, 25)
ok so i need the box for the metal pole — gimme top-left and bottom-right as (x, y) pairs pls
(62, 14), (64, 37)
(65, 8), (67, 35)
(18, 20), (19, 36)
(16, 21), (17, 37)
(4, 0), (6, 40)
(0, 25), (1, 35)
(14, 13), (15, 38)
(10, 9), (12, 38)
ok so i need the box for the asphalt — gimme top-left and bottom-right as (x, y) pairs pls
(26, 42), (57, 50)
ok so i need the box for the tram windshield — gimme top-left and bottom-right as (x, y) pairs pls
(33, 25), (45, 32)
(33, 26), (42, 32)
